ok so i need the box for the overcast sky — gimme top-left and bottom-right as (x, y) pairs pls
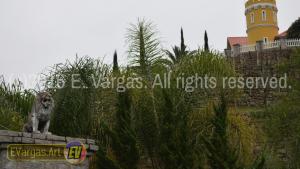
(0, 0), (299, 86)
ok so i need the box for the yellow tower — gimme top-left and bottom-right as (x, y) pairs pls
(245, 0), (279, 44)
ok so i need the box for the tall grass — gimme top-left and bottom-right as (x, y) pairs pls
(0, 77), (35, 130)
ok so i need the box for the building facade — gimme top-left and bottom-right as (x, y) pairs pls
(245, 0), (279, 44)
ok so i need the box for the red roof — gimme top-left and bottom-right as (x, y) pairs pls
(227, 37), (248, 48)
(277, 31), (287, 37)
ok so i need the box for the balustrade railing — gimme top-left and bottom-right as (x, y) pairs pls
(234, 39), (300, 54)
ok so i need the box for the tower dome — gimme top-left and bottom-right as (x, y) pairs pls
(245, 0), (279, 44)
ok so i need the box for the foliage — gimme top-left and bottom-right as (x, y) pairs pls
(0, 78), (34, 130)
(227, 110), (260, 166)
(0, 108), (24, 131)
(0, 19), (283, 169)
(157, 88), (203, 169)
(132, 88), (159, 168)
(287, 17), (300, 39)
(126, 19), (164, 169)
(165, 28), (195, 65)
(154, 50), (241, 169)
(262, 49), (300, 168)
(96, 147), (122, 169)
(173, 50), (237, 108)
(203, 94), (266, 169)
(0, 78), (35, 119)
(126, 18), (163, 77)
(45, 56), (110, 137)
(109, 90), (139, 169)
(203, 94), (241, 169)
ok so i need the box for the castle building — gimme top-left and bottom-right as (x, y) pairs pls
(245, 0), (279, 44)
(226, 0), (281, 50)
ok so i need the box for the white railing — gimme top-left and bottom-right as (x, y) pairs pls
(235, 39), (300, 54)
(240, 44), (256, 53)
(285, 39), (300, 47)
(263, 40), (280, 49)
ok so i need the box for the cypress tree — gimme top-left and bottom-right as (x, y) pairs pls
(158, 89), (197, 169)
(203, 94), (240, 169)
(166, 28), (194, 65)
(204, 30), (209, 52)
(111, 90), (139, 169)
(180, 27), (186, 53)
(203, 93), (266, 169)
(113, 50), (119, 73)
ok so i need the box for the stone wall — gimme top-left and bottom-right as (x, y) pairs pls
(0, 130), (98, 169)
(228, 47), (293, 106)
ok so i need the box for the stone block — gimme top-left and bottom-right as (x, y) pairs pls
(0, 135), (13, 142)
(34, 139), (52, 144)
(32, 133), (46, 140)
(0, 130), (20, 136)
(47, 134), (66, 141)
(22, 132), (32, 138)
(0, 130), (10, 136)
(52, 141), (67, 145)
(12, 137), (22, 143)
(21, 137), (34, 144)
(66, 137), (86, 144)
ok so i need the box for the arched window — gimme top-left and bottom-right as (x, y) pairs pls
(250, 12), (255, 23)
(262, 10), (267, 21)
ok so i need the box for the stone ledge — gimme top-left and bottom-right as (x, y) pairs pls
(66, 137), (86, 144)
(46, 134), (66, 141)
(0, 130), (97, 153)
(21, 137), (34, 143)
(0, 130), (20, 137)
(34, 139), (52, 144)
(32, 133), (46, 139)
(0, 136), (12, 142)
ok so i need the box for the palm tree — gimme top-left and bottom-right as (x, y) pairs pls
(126, 18), (163, 79)
(126, 18), (161, 169)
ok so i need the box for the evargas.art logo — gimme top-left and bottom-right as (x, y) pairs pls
(64, 141), (87, 164)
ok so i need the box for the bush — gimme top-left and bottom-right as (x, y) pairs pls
(287, 17), (300, 39)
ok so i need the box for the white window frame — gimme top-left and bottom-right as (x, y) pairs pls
(250, 12), (255, 23)
(262, 10), (267, 21)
